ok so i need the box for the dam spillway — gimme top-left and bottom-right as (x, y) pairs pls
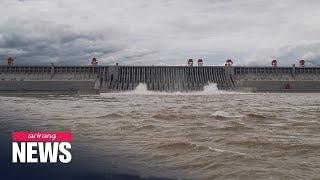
(1, 65), (320, 93)
(109, 66), (233, 92)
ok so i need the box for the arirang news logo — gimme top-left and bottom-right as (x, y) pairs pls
(12, 132), (72, 163)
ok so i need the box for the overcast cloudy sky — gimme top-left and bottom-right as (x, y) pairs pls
(0, 0), (320, 66)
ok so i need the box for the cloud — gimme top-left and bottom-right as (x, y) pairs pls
(275, 42), (320, 66)
(0, 0), (320, 66)
(0, 18), (123, 65)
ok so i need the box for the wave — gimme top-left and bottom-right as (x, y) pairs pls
(135, 124), (157, 131)
(102, 83), (246, 96)
(151, 113), (180, 120)
(208, 147), (247, 156)
(210, 111), (230, 120)
(246, 113), (267, 119)
(156, 141), (199, 151)
(117, 124), (136, 131)
(219, 121), (250, 131)
(96, 113), (123, 119)
(210, 111), (244, 120)
(155, 140), (248, 155)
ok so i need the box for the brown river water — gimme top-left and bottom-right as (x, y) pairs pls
(0, 84), (319, 179)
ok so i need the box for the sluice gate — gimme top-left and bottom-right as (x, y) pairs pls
(105, 66), (233, 92)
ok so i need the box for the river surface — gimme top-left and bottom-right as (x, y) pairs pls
(0, 84), (319, 179)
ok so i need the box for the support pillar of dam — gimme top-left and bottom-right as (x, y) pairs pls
(292, 64), (296, 79)
(223, 66), (235, 89)
(50, 64), (54, 79)
(102, 66), (119, 92)
(94, 78), (101, 90)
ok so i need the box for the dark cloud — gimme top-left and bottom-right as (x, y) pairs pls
(1, 0), (320, 66)
(0, 19), (121, 65)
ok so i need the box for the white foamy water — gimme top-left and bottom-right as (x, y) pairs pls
(106, 83), (226, 96)
(133, 83), (149, 93)
(202, 83), (219, 94)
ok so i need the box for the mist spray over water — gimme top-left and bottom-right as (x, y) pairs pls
(127, 83), (223, 95)
(100, 83), (245, 96)
(133, 83), (150, 94)
(202, 83), (219, 94)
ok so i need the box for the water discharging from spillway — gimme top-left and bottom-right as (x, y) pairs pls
(128, 83), (222, 95)
(202, 83), (219, 94)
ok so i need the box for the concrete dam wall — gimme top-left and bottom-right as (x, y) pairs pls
(233, 66), (320, 92)
(0, 66), (102, 94)
(1, 65), (320, 93)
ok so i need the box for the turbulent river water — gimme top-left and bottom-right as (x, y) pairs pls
(0, 84), (319, 179)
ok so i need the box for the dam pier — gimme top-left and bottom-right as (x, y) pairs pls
(1, 63), (320, 93)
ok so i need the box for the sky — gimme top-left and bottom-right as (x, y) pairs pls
(0, 0), (320, 66)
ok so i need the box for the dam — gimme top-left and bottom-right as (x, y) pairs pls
(1, 64), (320, 93)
